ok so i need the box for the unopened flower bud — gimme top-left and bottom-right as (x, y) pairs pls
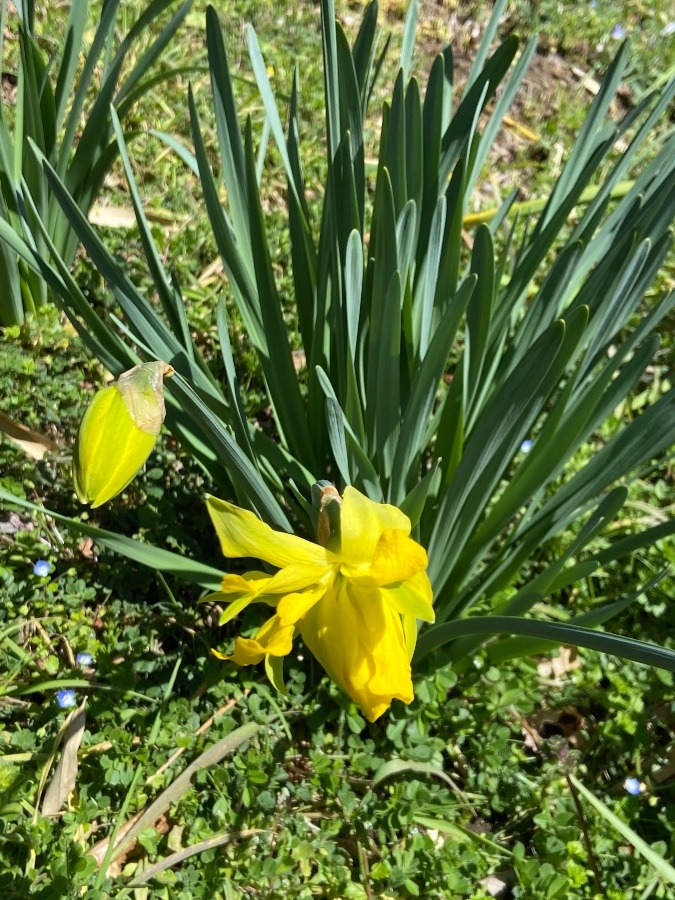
(73, 361), (173, 508)
(313, 481), (342, 548)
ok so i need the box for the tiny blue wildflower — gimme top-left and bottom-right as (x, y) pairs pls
(33, 559), (51, 577)
(56, 689), (77, 709)
(76, 652), (94, 667)
(624, 777), (642, 796)
(611, 24), (627, 40)
(662, 22), (675, 36)
(520, 439), (534, 453)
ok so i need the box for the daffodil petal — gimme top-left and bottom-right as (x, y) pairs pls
(265, 655), (287, 694)
(220, 571), (271, 594)
(218, 593), (258, 626)
(220, 567), (330, 618)
(366, 528), (428, 585)
(379, 570), (435, 622)
(300, 579), (413, 722)
(263, 563), (333, 595)
(340, 486), (411, 564)
(403, 614), (418, 660)
(276, 581), (333, 626)
(207, 496), (328, 569)
(216, 573), (280, 626)
(229, 637), (266, 665)
(216, 615), (295, 666)
(254, 615), (295, 656)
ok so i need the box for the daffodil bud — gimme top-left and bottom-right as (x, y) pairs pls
(312, 480), (342, 548)
(73, 361), (173, 508)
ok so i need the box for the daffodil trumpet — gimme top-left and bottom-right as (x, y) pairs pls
(208, 484), (434, 722)
(73, 361), (173, 508)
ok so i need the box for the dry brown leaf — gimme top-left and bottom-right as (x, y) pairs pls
(88, 204), (179, 229)
(0, 411), (58, 459)
(503, 114), (540, 142)
(520, 716), (542, 753)
(537, 646), (580, 682)
(89, 810), (143, 869)
(78, 537), (96, 560)
(480, 874), (511, 897)
(292, 349), (306, 372)
(42, 705), (86, 816)
(90, 723), (259, 874)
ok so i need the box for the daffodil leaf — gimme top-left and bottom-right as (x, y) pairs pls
(0, 487), (223, 589)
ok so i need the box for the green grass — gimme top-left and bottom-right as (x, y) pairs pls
(1, 1), (674, 896)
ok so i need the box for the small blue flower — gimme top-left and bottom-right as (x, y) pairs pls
(56, 689), (77, 709)
(624, 777), (642, 796)
(520, 439), (533, 453)
(611, 24), (627, 40)
(76, 652), (94, 667)
(33, 559), (51, 577)
(662, 22), (675, 36)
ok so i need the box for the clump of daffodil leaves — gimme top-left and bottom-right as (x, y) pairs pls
(8, 0), (674, 730)
(74, 378), (434, 721)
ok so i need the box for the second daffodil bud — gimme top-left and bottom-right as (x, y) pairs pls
(73, 361), (173, 508)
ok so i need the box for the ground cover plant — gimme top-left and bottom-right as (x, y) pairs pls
(1, 0), (674, 896)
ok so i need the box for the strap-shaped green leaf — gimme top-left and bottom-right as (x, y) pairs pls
(464, 35), (537, 201)
(414, 196), (446, 357)
(53, 0), (88, 130)
(0, 190), (135, 372)
(351, 0), (379, 113)
(429, 315), (570, 591)
(40, 156), (186, 367)
(325, 397), (352, 486)
(315, 366), (382, 498)
(391, 275), (475, 500)
(205, 7), (253, 280)
(415, 615), (675, 672)
(570, 774), (675, 885)
(417, 49), (451, 275)
(520, 386), (675, 548)
(440, 37), (517, 185)
(400, 0), (418, 82)
(246, 20), (313, 224)
(0, 488), (223, 589)
(110, 107), (193, 355)
(287, 71), (318, 361)
(461, 339), (659, 586)
(169, 376), (291, 529)
(485, 571), (666, 665)
(321, 0), (341, 165)
(464, 225), (495, 422)
(541, 41), (629, 230)
(216, 298), (255, 462)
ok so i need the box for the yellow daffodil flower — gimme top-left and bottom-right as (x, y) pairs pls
(207, 484), (434, 722)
